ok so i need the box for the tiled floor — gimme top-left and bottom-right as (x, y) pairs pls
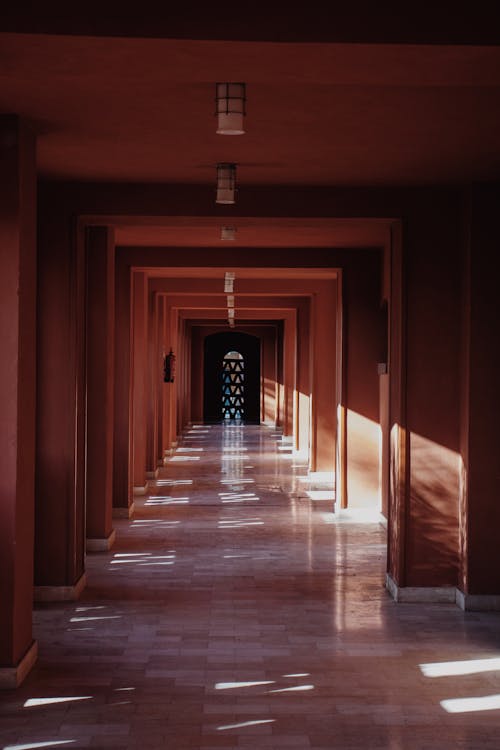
(1, 424), (500, 749)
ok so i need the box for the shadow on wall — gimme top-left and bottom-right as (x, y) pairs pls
(408, 432), (460, 586)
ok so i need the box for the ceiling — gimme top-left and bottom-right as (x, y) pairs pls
(2, 22), (499, 256)
(1, 33), (500, 189)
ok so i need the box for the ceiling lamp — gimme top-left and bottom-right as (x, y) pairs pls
(221, 226), (237, 241)
(216, 83), (246, 135)
(224, 272), (235, 293)
(216, 163), (237, 204)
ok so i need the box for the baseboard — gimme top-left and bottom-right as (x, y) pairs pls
(86, 529), (116, 552)
(113, 501), (135, 519)
(34, 573), (87, 603)
(133, 483), (148, 496)
(146, 468), (159, 479)
(456, 590), (500, 611)
(385, 574), (456, 603)
(281, 435), (294, 445)
(0, 640), (38, 689)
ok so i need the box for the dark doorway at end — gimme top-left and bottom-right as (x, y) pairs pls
(203, 331), (261, 424)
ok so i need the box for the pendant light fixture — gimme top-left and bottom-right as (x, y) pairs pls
(216, 163), (237, 204)
(221, 226), (237, 241)
(216, 83), (246, 135)
(224, 272), (235, 293)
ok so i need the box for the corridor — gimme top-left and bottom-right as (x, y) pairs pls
(1, 425), (500, 750)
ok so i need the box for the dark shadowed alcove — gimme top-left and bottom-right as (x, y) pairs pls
(203, 331), (261, 423)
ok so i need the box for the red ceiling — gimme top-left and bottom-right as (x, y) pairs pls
(1, 33), (500, 188)
(2, 23), (500, 255)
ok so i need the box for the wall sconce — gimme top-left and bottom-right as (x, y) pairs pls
(216, 163), (237, 204)
(221, 226), (237, 241)
(216, 82), (246, 135)
(163, 348), (176, 383)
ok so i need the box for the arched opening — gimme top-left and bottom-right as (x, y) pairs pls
(203, 331), (260, 423)
(222, 350), (245, 420)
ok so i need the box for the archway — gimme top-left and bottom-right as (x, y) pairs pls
(203, 331), (260, 423)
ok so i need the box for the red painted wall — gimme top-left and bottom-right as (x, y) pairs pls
(343, 249), (385, 508)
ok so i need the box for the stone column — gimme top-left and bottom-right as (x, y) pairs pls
(458, 185), (500, 610)
(85, 226), (116, 551)
(131, 271), (148, 495)
(0, 115), (38, 687)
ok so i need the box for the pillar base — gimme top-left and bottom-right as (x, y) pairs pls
(133, 483), (148, 496)
(385, 574), (456, 603)
(0, 640), (38, 689)
(146, 468), (159, 479)
(86, 529), (116, 552)
(34, 573), (86, 602)
(281, 435), (294, 445)
(304, 471), (335, 490)
(113, 501), (135, 519)
(293, 448), (309, 461)
(456, 590), (500, 611)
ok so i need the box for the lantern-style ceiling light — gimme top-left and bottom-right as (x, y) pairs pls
(216, 82), (246, 135)
(221, 225), (237, 241)
(216, 163), (237, 204)
(224, 271), (235, 293)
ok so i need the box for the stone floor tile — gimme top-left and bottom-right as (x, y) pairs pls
(1, 425), (500, 749)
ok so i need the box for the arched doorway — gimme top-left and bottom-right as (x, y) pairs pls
(203, 332), (260, 423)
(222, 350), (245, 420)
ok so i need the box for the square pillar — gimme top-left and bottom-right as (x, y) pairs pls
(0, 115), (38, 686)
(310, 281), (338, 478)
(35, 186), (87, 600)
(113, 252), (134, 516)
(386, 201), (461, 602)
(131, 271), (148, 493)
(85, 226), (116, 551)
(458, 185), (500, 609)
